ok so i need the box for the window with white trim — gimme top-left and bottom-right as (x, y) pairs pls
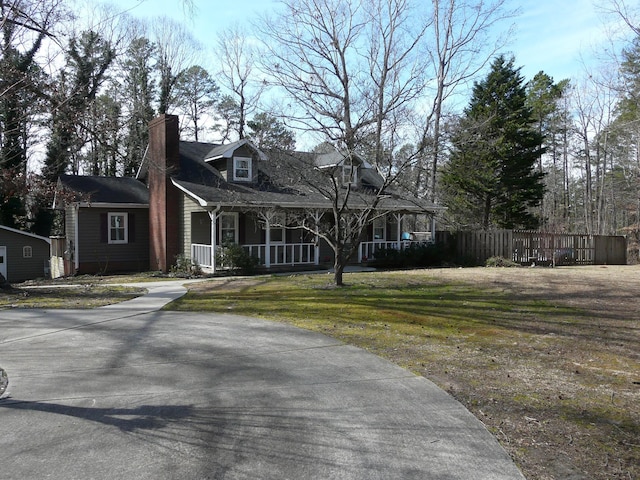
(220, 213), (238, 244)
(233, 156), (252, 181)
(264, 213), (285, 243)
(23, 245), (33, 258)
(373, 217), (386, 241)
(342, 164), (358, 185)
(108, 212), (128, 244)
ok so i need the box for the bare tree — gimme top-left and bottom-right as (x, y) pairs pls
(216, 25), (264, 140)
(151, 16), (201, 114)
(602, 0), (640, 36)
(259, 0), (434, 285)
(418, 0), (516, 202)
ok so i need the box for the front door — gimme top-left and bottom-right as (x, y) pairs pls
(0, 246), (7, 280)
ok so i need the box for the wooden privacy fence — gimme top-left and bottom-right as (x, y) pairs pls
(435, 230), (627, 266)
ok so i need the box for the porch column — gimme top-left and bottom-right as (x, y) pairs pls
(313, 210), (321, 265)
(264, 216), (271, 268)
(430, 215), (436, 243)
(209, 206), (221, 272)
(394, 213), (404, 248)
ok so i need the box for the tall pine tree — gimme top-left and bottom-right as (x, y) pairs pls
(441, 55), (545, 229)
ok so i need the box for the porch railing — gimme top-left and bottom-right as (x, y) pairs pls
(243, 243), (316, 266)
(191, 243), (317, 269)
(192, 243), (213, 268)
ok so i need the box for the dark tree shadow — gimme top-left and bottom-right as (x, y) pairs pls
(0, 399), (194, 432)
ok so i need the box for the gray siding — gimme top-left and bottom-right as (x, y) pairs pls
(77, 207), (149, 273)
(0, 229), (50, 282)
(181, 194), (203, 259)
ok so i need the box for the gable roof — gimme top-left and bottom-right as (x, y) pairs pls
(171, 141), (439, 213)
(202, 139), (267, 162)
(0, 225), (51, 243)
(55, 174), (149, 207)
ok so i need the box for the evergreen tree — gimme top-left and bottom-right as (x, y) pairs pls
(246, 112), (296, 151)
(174, 65), (219, 141)
(43, 30), (115, 183)
(441, 55), (545, 229)
(121, 37), (156, 176)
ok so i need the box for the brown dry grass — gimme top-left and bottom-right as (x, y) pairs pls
(389, 265), (640, 480)
(175, 265), (640, 480)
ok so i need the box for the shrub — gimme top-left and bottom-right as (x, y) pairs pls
(170, 254), (203, 277)
(216, 243), (260, 275)
(485, 256), (520, 268)
(369, 242), (457, 269)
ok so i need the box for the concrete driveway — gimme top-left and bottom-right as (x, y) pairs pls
(0, 281), (525, 479)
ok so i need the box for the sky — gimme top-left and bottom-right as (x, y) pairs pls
(102, 0), (626, 83)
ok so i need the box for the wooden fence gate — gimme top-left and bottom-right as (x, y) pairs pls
(436, 230), (627, 266)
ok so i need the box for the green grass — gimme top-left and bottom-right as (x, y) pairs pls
(167, 270), (640, 480)
(169, 272), (572, 341)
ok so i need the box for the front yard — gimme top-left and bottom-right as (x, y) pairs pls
(168, 266), (639, 480)
(1, 266), (638, 479)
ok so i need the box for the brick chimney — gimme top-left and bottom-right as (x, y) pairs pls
(148, 114), (180, 273)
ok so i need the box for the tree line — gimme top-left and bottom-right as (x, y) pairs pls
(1, 0), (639, 261)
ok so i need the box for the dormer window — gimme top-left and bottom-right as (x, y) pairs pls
(233, 156), (252, 181)
(342, 164), (357, 185)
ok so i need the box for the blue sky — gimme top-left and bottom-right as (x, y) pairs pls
(103, 0), (623, 83)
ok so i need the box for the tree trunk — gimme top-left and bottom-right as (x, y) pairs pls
(334, 246), (345, 286)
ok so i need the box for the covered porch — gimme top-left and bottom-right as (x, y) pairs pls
(187, 208), (436, 272)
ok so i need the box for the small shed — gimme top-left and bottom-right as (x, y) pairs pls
(0, 225), (51, 283)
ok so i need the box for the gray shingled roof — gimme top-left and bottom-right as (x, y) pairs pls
(57, 174), (149, 205)
(172, 142), (437, 213)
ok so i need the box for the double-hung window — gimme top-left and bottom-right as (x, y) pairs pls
(266, 214), (285, 243)
(233, 157), (252, 181)
(220, 213), (238, 244)
(342, 164), (357, 185)
(373, 217), (386, 241)
(108, 212), (128, 244)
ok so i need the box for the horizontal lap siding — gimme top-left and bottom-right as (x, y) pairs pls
(0, 230), (50, 282)
(78, 207), (149, 273)
(182, 195), (201, 259)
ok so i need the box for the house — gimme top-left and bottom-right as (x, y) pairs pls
(53, 114), (442, 276)
(0, 225), (51, 282)
(52, 175), (149, 275)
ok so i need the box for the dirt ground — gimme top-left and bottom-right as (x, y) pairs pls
(402, 265), (640, 480)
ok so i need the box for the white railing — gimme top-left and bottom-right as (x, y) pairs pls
(191, 243), (213, 268)
(191, 243), (317, 269)
(358, 240), (429, 262)
(243, 243), (316, 266)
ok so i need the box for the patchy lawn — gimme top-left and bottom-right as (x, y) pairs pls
(0, 283), (146, 309)
(167, 266), (640, 480)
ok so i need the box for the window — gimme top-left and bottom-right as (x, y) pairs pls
(342, 164), (357, 185)
(233, 156), (252, 181)
(265, 214), (285, 243)
(108, 212), (128, 244)
(220, 213), (238, 244)
(373, 217), (386, 241)
(269, 226), (285, 243)
(23, 246), (33, 258)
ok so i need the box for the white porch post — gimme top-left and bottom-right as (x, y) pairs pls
(313, 210), (321, 265)
(265, 215), (271, 268)
(395, 213), (404, 247)
(209, 206), (221, 272)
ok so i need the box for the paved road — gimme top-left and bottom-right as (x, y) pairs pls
(0, 281), (525, 479)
